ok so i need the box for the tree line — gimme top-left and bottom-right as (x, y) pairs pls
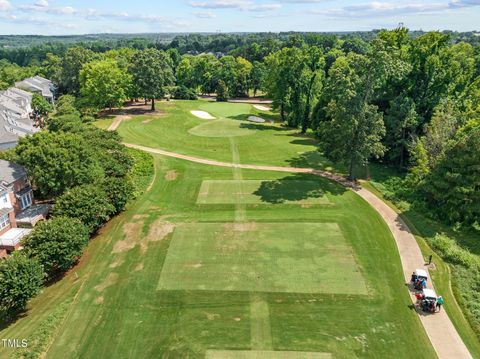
(0, 98), (153, 318)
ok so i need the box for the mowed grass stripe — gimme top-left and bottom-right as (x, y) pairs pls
(157, 222), (367, 295)
(197, 180), (332, 205)
(205, 350), (332, 359)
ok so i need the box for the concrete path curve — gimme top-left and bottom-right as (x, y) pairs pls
(124, 143), (472, 359)
(107, 115), (131, 131)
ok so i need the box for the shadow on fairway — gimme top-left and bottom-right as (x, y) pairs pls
(288, 151), (341, 172)
(253, 173), (346, 204)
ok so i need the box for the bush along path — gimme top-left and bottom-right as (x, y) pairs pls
(124, 142), (473, 359)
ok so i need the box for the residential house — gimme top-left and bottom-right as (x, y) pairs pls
(0, 93), (39, 150)
(0, 160), (49, 257)
(15, 76), (54, 104)
(0, 80), (43, 150)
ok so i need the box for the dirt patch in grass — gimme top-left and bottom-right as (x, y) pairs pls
(95, 296), (104, 305)
(134, 263), (144, 271)
(224, 222), (257, 232)
(109, 259), (124, 268)
(113, 219), (174, 253)
(95, 273), (119, 292)
(133, 214), (148, 220)
(142, 220), (175, 252)
(113, 221), (144, 253)
(164, 170), (178, 181)
(205, 312), (220, 320)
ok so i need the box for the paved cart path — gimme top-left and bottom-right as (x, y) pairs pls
(107, 115), (131, 131)
(124, 143), (472, 359)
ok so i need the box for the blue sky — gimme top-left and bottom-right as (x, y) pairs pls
(0, 0), (479, 35)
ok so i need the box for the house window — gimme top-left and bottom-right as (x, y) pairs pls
(20, 191), (33, 210)
(0, 214), (9, 230)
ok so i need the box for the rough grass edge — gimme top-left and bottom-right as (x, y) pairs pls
(9, 299), (72, 359)
(128, 148), (154, 197)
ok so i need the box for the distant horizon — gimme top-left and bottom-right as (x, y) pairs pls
(1, 28), (479, 37)
(1, 0), (480, 35)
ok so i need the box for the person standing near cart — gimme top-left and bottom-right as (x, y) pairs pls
(437, 296), (444, 312)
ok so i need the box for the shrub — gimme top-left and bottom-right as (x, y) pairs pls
(427, 234), (480, 269)
(128, 148), (154, 195)
(102, 177), (134, 213)
(0, 254), (43, 315)
(23, 218), (89, 276)
(53, 184), (115, 233)
(171, 86), (197, 100)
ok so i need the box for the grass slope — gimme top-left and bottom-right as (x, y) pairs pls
(0, 155), (435, 358)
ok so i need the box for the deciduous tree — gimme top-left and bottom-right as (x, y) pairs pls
(23, 218), (89, 276)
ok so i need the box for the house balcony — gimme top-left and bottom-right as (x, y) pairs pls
(0, 227), (32, 251)
(15, 204), (50, 227)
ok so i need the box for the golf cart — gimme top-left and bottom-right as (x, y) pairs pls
(411, 269), (428, 290)
(421, 288), (437, 313)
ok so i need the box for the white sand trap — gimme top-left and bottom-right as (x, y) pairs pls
(253, 105), (271, 111)
(248, 116), (266, 123)
(190, 110), (216, 120)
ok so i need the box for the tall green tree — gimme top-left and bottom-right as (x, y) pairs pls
(384, 95), (419, 167)
(52, 184), (115, 234)
(80, 58), (130, 110)
(58, 47), (98, 94)
(32, 93), (53, 117)
(129, 48), (174, 111)
(421, 120), (480, 226)
(250, 61), (266, 97)
(318, 54), (386, 179)
(12, 131), (103, 197)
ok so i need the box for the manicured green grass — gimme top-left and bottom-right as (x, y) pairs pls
(117, 100), (339, 171)
(0, 155), (436, 358)
(196, 180), (332, 204)
(189, 118), (254, 137)
(205, 350), (332, 358)
(158, 222), (367, 294)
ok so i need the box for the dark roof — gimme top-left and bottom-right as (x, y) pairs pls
(0, 160), (27, 185)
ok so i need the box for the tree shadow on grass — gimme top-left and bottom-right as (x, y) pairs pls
(253, 173), (346, 204)
(288, 150), (343, 172)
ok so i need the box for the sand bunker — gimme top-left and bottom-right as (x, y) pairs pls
(190, 110), (216, 120)
(247, 116), (266, 123)
(253, 105), (271, 111)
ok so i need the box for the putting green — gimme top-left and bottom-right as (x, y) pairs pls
(197, 180), (332, 205)
(157, 222), (367, 295)
(205, 350), (332, 359)
(189, 119), (255, 137)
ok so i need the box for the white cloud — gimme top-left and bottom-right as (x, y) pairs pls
(0, 0), (11, 11)
(194, 10), (217, 18)
(34, 0), (49, 8)
(190, 0), (252, 9)
(19, 1), (77, 15)
(189, 0), (282, 12)
(307, 0), (480, 18)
